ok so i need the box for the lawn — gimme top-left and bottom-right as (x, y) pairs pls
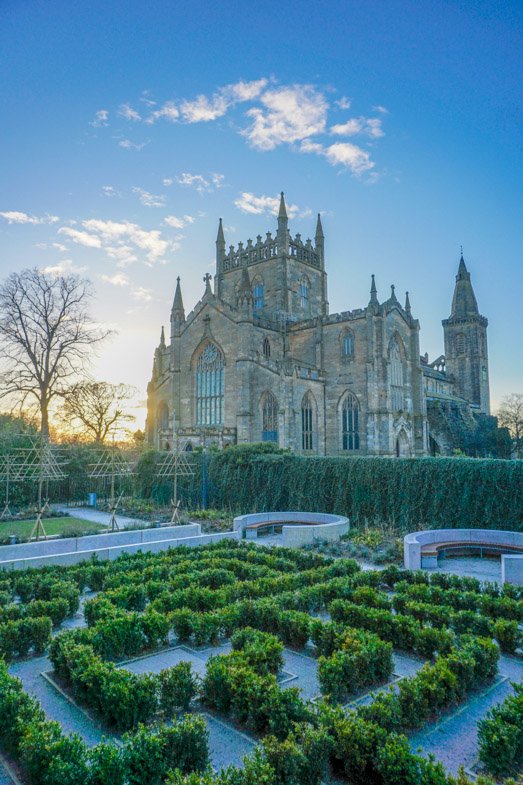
(0, 516), (104, 542)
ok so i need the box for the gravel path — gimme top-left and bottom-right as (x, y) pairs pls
(8, 655), (109, 746)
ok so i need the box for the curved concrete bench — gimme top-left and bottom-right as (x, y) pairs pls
(233, 512), (349, 547)
(404, 529), (523, 585)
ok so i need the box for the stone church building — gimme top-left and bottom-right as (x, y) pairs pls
(146, 194), (490, 456)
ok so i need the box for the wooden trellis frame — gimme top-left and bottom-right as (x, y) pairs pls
(87, 444), (135, 531)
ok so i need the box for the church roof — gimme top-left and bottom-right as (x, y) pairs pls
(450, 253), (479, 319)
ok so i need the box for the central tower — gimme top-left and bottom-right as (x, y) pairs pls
(214, 192), (328, 320)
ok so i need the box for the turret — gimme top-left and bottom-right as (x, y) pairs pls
(442, 251), (489, 413)
(368, 274), (379, 313)
(160, 325), (166, 348)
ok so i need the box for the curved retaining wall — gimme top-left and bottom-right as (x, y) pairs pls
(404, 529), (523, 584)
(233, 511), (349, 546)
(0, 526), (239, 571)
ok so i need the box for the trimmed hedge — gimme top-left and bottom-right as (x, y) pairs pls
(0, 661), (209, 785)
(478, 683), (523, 777)
(0, 616), (52, 660)
(187, 449), (523, 531)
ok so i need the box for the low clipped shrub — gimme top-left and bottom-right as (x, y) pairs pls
(231, 627), (284, 675)
(478, 684), (523, 777)
(159, 662), (198, 715)
(0, 616), (52, 660)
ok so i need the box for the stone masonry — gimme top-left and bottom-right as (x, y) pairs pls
(146, 194), (489, 456)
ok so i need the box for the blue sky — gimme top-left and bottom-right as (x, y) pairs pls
(1, 0), (522, 426)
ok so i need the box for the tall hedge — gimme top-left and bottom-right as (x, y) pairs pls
(196, 451), (523, 531)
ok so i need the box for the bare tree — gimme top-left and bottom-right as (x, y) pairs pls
(0, 268), (110, 437)
(58, 381), (136, 443)
(497, 393), (523, 458)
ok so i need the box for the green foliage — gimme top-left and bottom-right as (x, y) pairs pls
(318, 627), (393, 702)
(0, 615), (52, 660)
(197, 452), (523, 531)
(159, 662), (198, 715)
(231, 627), (284, 675)
(478, 684), (523, 777)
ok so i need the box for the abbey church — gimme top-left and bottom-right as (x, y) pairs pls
(146, 194), (490, 456)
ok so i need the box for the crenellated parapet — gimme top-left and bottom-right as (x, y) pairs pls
(222, 232), (320, 272)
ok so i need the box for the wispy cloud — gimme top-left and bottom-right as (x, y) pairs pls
(101, 273), (130, 286)
(82, 219), (170, 265)
(119, 103), (141, 121)
(234, 192), (303, 218)
(131, 286), (153, 302)
(132, 187), (165, 207)
(102, 185), (119, 198)
(58, 227), (103, 248)
(330, 116), (384, 138)
(98, 78), (386, 177)
(90, 109), (109, 127)
(145, 78), (268, 125)
(164, 214), (195, 229)
(43, 260), (87, 275)
(175, 172), (225, 193)
(301, 140), (375, 176)
(119, 139), (149, 151)
(242, 84), (328, 151)
(0, 211), (59, 225)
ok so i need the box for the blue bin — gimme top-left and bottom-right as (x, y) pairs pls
(87, 493), (97, 508)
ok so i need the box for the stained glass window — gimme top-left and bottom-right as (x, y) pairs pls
(196, 343), (224, 425)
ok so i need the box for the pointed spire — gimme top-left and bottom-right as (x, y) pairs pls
(450, 250), (479, 318)
(390, 284), (398, 303)
(368, 274), (379, 309)
(405, 291), (411, 317)
(315, 213), (324, 240)
(171, 276), (185, 324)
(217, 217), (225, 245)
(160, 325), (166, 347)
(278, 191), (288, 220)
(277, 191), (289, 245)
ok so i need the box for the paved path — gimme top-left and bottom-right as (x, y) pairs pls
(53, 505), (149, 530)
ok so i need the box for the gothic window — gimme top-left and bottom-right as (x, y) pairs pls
(263, 337), (271, 358)
(456, 333), (466, 354)
(300, 277), (310, 311)
(253, 279), (265, 310)
(341, 330), (354, 358)
(341, 393), (360, 450)
(301, 392), (314, 451)
(261, 391), (278, 443)
(389, 337), (405, 412)
(196, 342), (224, 426)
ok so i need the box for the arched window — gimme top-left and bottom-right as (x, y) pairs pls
(263, 337), (271, 358)
(196, 342), (224, 425)
(253, 279), (265, 310)
(261, 392), (278, 443)
(341, 393), (360, 450)
(300, 277), (310, 311)
(341, 330), (354, 358)
(389, 338), (404, 412)
(301, 392), (314, 451)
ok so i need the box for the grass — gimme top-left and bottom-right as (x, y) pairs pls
(0, 516), (105, 543)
